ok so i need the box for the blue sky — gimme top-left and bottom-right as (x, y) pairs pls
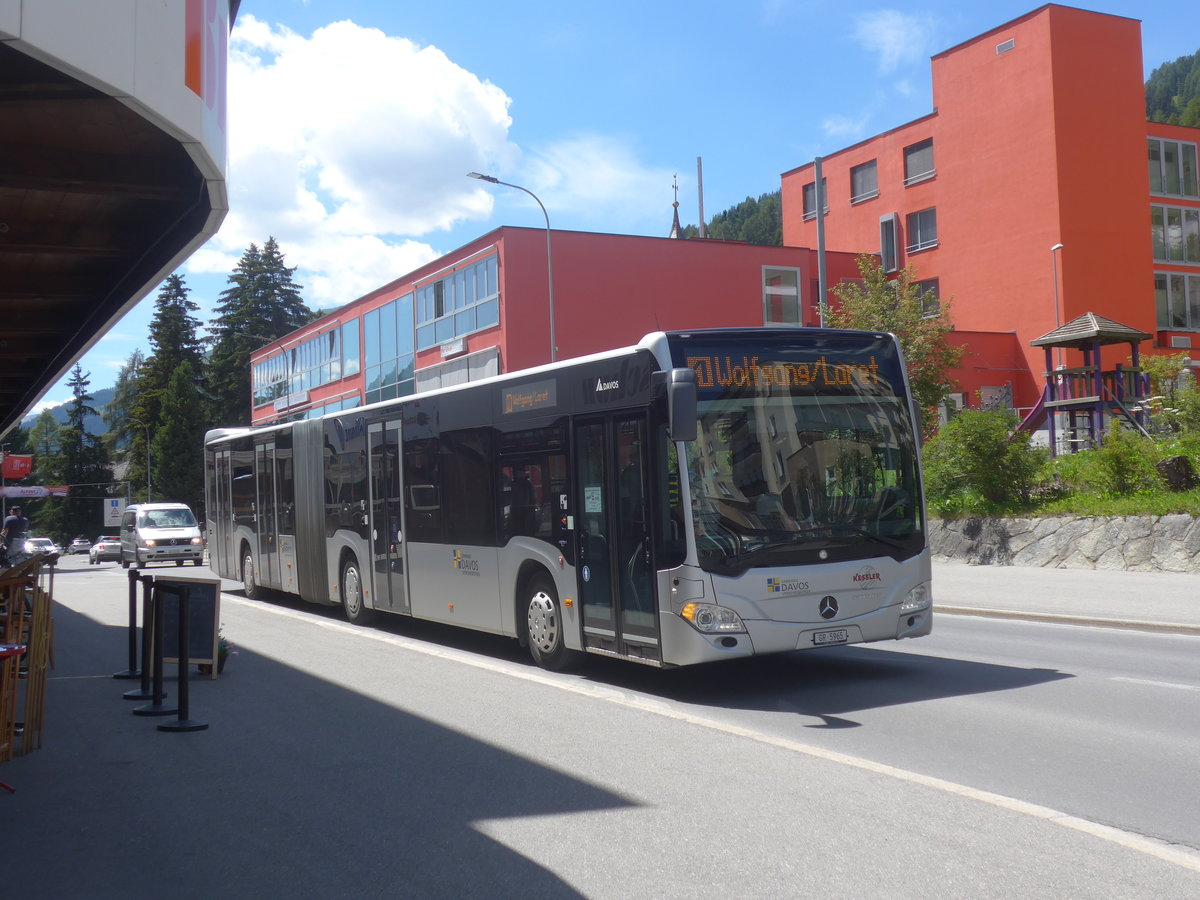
(37, 0), (1197, 412)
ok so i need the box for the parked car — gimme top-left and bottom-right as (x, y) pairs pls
(24, 536), (60, 556)
(89, 536), (122, 565)
(69, 536), (91, 554)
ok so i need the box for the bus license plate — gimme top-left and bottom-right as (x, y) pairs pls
(812, 629), (849, 646)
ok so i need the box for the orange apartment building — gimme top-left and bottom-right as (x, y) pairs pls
(247, 226), (859, 424)
(783, 3), (1200, 415)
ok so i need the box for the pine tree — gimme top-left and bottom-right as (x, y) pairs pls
(152, 360), (205, 513)
(127, 274), (205, 501)
(56, 365), (113, 539)
(207, 237), (312, 425)
(829, 254), (964, 427)
(26, 409), (63, 537)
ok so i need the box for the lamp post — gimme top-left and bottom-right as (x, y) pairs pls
(468, 172), (557, 362)
(131, 421), (151, 503)
(1051, 243), (1065, 368)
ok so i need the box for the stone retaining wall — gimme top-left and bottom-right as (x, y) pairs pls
(929, 515), (1200, 572)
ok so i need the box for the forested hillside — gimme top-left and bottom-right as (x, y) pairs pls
(1146, 49), (1200, 126)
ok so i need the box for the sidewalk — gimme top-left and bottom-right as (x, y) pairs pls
(932, 559), (1200, 635)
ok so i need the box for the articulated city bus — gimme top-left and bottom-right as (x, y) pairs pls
(203, 328), (931, 669)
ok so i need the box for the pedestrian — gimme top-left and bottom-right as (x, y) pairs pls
(1, 504), (30, 568)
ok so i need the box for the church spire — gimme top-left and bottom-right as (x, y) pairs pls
(669, 174), (684, 239)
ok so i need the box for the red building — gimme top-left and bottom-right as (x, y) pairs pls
(249, 226), (859, 425)
(251, 4), (1198, 429)
(783, 3), (1200, 414)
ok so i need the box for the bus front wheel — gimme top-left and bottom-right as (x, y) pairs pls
(525, 575), (578, 671)
(341, 556), (372, 625)
(242, 550), (258, 600)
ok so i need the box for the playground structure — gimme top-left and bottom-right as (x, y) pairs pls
(1018, 313), (1153, 455)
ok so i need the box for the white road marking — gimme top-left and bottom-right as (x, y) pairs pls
(225, 591), (1200, 875)
(1112, 676), (1200, 693)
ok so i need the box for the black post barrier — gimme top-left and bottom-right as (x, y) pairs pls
(123, 574), (159, 701)
(158, 582), (208, 733)
(133, 581), (177, 717)
(113, 568), (141, 679)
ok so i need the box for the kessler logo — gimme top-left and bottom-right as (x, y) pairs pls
(853, 565), (882, 584)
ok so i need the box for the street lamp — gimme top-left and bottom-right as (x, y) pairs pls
(1051, 243), (1065, 368)
(467, 172), (557, 362)
(131, 420), (151, 503)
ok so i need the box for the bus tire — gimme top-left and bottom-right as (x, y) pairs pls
(340, 556), (372, 625)
(525, 575), (578, 671)
(242, 549), (259, 600)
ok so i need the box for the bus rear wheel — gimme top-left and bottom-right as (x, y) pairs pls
(525, 575), (578, 671)
(341, 556), (372, 625)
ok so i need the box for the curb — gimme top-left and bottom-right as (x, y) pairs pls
(934, 604), (1200, 636)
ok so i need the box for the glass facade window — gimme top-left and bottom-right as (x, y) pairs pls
(416, 255), (499, 351)
(1155, 272), (1200, 329)
(1152, 204), (1200, 264)
(363, 293), (416, 405)
(903, 138), (935, 185)
(1149, 138), (1199, 199)
(906, 208), (938, 252)
(252, 326), (347, 408)
(762, 267), (801, 325)
(850, 160), (878, 203)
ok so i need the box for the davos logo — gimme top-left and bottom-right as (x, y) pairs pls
(582, 357), (652, 405)
(767, 577), (809, 595)
(853, 565), (883, 584)
(452, 549), (481, 576)
(334, 416), (367, 451)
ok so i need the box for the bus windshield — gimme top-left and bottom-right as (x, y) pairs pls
(671, 331), (923, 575)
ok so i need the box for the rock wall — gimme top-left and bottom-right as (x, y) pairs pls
(929, 515), (1200, 572)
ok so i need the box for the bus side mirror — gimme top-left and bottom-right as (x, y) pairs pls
(667, 368), (697, 442)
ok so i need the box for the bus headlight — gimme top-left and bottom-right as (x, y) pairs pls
(680, 602), (746, 634)
(900, 582), (931, 612)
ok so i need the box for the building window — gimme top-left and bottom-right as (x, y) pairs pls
(364, 294), (416, 404)
(903, 138), (935, 185)
(416, 254), (499, 351)
(850, 160), (878, 204)
(802, 178), (827, 221)
(1149, 138), (1199, 198)
(251, 326), (348, 408)
(906, 208), (938, 252)
(880, 213), (899, 273)
(1155, 272), (1200, 329)
(1152, 205), (1200, 264)
(915, 278), (941, 317)
(763, 267), (801, 326)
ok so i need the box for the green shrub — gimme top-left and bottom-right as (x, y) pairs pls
(1090, 422), (1163, 496)
(922, 408), (1046, 509)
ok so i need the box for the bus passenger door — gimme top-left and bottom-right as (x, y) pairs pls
(574, 414), (660, 662)
(368, 420), (409, 613)
(213, 449), (233, 574)
(255, 442), (279, 588)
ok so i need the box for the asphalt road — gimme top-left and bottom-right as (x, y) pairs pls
(5, 554), (1200, 898)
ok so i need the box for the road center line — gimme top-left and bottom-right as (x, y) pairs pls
(1111, 676), (1200, 692)
(226, 592), (1200, 875)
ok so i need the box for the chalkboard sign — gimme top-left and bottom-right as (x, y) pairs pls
(158, 576), (220, 666)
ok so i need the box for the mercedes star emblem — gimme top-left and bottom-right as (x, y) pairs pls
(819, 596), (839, 619)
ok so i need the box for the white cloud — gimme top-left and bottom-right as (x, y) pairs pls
(852, 9), (936, 74)
(191, 15), (521, 307)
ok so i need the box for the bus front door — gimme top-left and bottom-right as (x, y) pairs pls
(368, 420), (409, 613)
(574, 413), (660, 663)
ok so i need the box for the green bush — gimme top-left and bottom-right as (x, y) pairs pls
(922, 408), (1046, 509)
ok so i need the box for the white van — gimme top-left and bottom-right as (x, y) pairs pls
(120, 502), (204, 568)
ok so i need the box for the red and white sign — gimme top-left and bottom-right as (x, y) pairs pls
(0, 454), (33, 480)
(0, 485), (69, 498)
